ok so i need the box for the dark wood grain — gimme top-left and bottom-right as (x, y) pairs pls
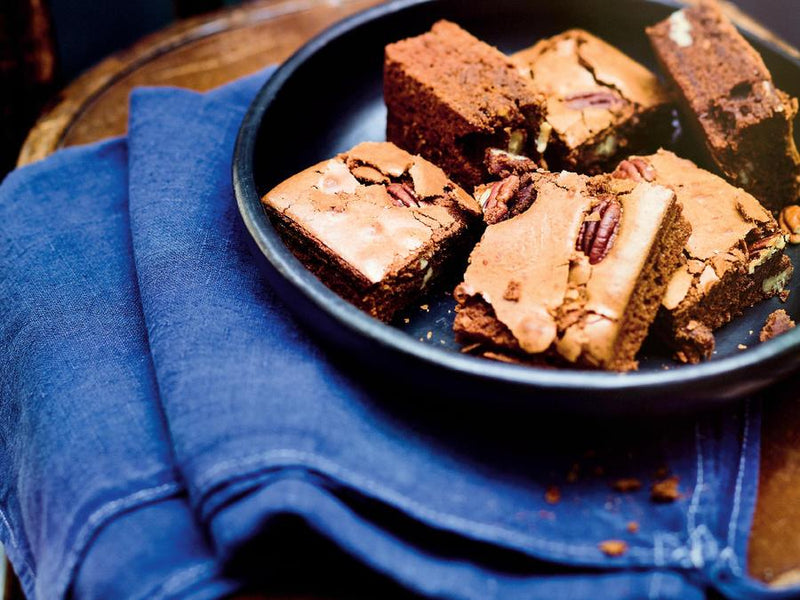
(0, 0), (58, 177)
(12, 0), (800, 594)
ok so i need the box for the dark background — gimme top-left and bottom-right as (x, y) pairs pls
(48, 0), (799, 80)
(1, 0), (798, 179)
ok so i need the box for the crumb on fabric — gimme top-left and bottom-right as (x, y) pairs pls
(599, 540), (628, 557)
(613, 478), (643, 493)
(545, 485), (561, 505)
(651, 476), (681, 503)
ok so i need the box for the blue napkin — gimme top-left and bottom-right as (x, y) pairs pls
(124, 71), (776, 599)
(0, 66), (789, 599)
(0, 141), (239, 599)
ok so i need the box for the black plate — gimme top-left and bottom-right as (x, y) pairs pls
(233, 0), (800, 414)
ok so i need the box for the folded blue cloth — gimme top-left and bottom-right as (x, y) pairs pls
(0, 66), (791, 599)
(0, 141), (238, 599)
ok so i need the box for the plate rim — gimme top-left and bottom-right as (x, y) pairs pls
(233, 0), (800, 402)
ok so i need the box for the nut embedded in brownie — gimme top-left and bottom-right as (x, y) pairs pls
(384, 20), (546, 189)
(261, 141), (482, 322)
(512, 29), (674, 174)
(647, 2), (800, 211)
(612, 150), (793, 363)
(453, 171), (691, 371)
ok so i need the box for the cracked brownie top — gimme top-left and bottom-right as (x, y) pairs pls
(512, 29), (671, 170)
(262, 141), (480, 284)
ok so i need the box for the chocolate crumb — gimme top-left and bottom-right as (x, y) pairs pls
(613, 478), (643, 493)
(503, 280), (521, 302)
(654, 466), (669, 479)
(545, 485), (561, 505)
(651, 476), (681, 503)
(627, 521), (640, 534)
(599, 540), (628, 557)
(566, 463), (580, 483)
(760, 309), (796, 342)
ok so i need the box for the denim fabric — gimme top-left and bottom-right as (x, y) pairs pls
(0, 141), (237, 599)
(0, 66), (790, 599)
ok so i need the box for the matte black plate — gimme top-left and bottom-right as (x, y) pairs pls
(233, 0), (800, 414)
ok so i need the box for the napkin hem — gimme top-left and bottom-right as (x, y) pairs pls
(48, 480), (182, 600)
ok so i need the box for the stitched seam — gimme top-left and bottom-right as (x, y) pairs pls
(133, 563), (215, 600)
(49, 481), (182, 600)
(722, 399), (750, 576)
(648, 571), (663, 599)
(687, 421), (704, 536)
(195, 449), (659, 562)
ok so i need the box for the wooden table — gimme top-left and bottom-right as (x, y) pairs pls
(14, 0), (800, 594)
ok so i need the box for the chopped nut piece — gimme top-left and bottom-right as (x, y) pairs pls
(738, 344), (748, 350)
(599, 540), (628, 557)
(779, 205), (800, 244)
(545, 485), (561, 505)
(613, 478), (643, 493)
(760, 309), (796, 342)
(651, 476), (681, 502)
(627, 521), (640, 534)
(503, 281), (522, 302)
(780, 290), (790, 303)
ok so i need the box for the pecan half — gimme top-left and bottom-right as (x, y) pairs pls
(564, 90), (625, 110)
(779, 205), (800, 244)
(577, 198), (622, 265)
(483, 175), (520, 224)
(612, 158), (656, 183)
(485, 148), (538, 178)
(747, 232), (783, 254)
(386, 182), (419, 207)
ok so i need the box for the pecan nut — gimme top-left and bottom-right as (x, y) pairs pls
(485, 148), (538, 178)
(386, 182), (420, 207)
(779, 205), (800, 244)
(747, 232), (784, 254)
(482, 175), (520, 224)
(577, 198), (622, 265)
(564, 90), (625, 110)
(612, 158), (656, 183)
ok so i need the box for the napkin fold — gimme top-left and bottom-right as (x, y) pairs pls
(0, 141), (238, 599)
(0, 66), (788, 600)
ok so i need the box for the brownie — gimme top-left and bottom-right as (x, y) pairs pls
(647, 3), (800, 211)
(453, 171), (691, 371)
(384, 20), (545, 189)
(611, 150), (793, 362)
(512, 29), (673, 174)
(261, 141), (481, 322)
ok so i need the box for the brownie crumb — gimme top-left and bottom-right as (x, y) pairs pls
(654, 466), (670, 479)
(627, 521), (640, 534)
(599, 540), (628, 557)
(613, 478), (643, 493)
(545, 485), (562, 505)
(566, 463), (580, 483)
(651, 476), (681, 503)
(760, 309), (796, 342)
(503, 281), (521, 302)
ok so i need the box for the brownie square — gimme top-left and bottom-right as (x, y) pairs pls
(512, 29), (673, 174)
(384, 20), (545, 189)
(454, 171), (691, 371)
(647, 3), (800, 211)
(612, 150), (793, 362)
(262, 142), (481, 322)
